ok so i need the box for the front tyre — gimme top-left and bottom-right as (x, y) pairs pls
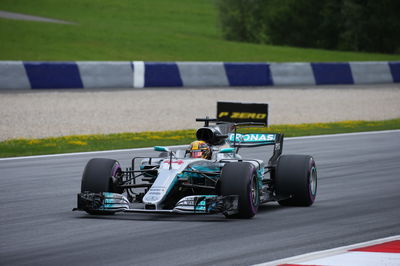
(220, 162), (259, 219)
(81, 158), (123, 215)
(275, 155), (317, 206)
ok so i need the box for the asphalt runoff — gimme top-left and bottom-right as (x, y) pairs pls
(1, 131), (399, 265)
(0, 84), (399, 140)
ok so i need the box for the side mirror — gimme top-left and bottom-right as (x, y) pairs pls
(154, 146), (170, 152)
(219, 148), (235, 154)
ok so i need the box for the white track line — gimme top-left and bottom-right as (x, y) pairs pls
(0, 129), (399, 161)
(0, 144), (187, 161)
(255, 235), (400, 266)
(286, 129), (400, 141)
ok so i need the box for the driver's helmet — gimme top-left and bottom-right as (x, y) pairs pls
(188, 140), (211, 159)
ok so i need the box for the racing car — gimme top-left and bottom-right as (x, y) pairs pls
(74, 102), (317, 219)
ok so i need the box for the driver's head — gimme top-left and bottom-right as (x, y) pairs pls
(188, 140), (211, 159)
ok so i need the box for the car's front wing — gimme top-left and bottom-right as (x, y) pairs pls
(74, 192), (239, 216)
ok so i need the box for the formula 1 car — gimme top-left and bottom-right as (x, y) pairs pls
(74, 102), (317, 219)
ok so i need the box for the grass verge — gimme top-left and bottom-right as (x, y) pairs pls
(1, 0), (400, 61)
(1, 119), (399, 158)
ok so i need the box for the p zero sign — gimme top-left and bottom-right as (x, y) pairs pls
(217, 101), (269, 125)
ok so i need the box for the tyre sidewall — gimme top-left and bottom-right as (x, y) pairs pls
(220, 162), (259, 218)
(275, 155), (317, 206)
(307, 158), (317, 203)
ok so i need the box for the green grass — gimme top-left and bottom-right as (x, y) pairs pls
(1, 119), (399, 158)
(1, 0), (400, 62)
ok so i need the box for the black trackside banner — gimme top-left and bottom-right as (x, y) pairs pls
(217, 101), (269, 125)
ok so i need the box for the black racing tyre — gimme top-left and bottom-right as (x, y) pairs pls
(81, 158), (122, 193)
(275, 155), (317, 206)
(81, 158), (123, 215)
(220, 162), (259, 219)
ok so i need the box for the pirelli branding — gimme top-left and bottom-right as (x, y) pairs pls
(217, 101), (269, 125)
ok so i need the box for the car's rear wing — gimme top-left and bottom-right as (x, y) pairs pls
(226, 122), (284, 167)
(228, 132), (279, 147)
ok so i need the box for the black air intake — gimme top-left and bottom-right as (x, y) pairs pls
(196, 127), (227, 145)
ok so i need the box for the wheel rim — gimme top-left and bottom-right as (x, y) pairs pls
(310, 166), (317, 196)
(250, 175), (258, 206)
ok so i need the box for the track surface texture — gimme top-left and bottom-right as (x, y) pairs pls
(1, 84), (399, 140)
(1, 131), (399, 266)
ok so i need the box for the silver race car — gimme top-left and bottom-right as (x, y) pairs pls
(74, 102), (317, 219)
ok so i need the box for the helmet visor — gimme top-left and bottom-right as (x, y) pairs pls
(191, 151), (203, 158)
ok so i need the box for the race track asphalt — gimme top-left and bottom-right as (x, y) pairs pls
(1, 130), (399, 266)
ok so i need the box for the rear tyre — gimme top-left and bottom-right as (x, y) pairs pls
(275, 155), (317, 206)
(81, 158), (123, 215)
(220, 162), (259, 219)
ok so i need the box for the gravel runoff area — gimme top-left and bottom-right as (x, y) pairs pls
(0, 84), (399, 141)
